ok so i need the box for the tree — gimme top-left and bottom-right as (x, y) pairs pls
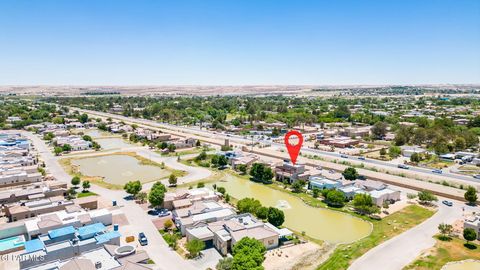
(312, 188), (320, 198)
(43, 132), (55, 141)
(124, 180), (142, 197)
(186, 239), (205, 258)
(333, 104), (351, 119)
(371, 122), (388, 139)
(159, 141), (168, 149)
(195, 151), (207, 161)
(149, 182), (167, 208)
(216, 257), (233, 270)
(217, 186), (226, 195)
(249, 163), (273, 184)
(225, 194), (231, 203)
(410, 152), (421, 163)
(78, 113), (89, 123)
(388, 145), (401, 158)
(463, 228), (477, 246)
(232, 237), (266, 270)
(325, 189), (346, 207)
(267, 207), (285, 226)
(168, 174), (178, 186)
(217, 155), (228, 168)
(379, 148), (387, 156)
(197, 182), (205, 188)
(353, 193), (379, 215)
(167, 143), (176, 152)
(237, 198), (262, 214)
(196, 140), (201, 147)
(54, 146), (63, 155)
(82, 181), (91, 192)
(236, 164), (248, 175)
(291, 180), (305, 193)
(342, 167), (359, 180)
(464, 186), (478, 205)
(438, 223), (453, 240)
(454, 137), (466, 151)
(62, 144), (72, 152)
(82, 135), (92, 141)
(255, 206), (269, 220)
(164, 219), (173, 231)
(418, 190), (438, 204)
(71, 176), (81, 188)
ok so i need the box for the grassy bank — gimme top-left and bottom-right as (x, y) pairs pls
(318, 205), (435, 270)
(405, 236), (480, 270)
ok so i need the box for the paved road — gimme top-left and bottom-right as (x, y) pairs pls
(349, 203), (478, 270)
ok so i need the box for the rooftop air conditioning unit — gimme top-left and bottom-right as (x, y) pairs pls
(95, 261), (102, 269)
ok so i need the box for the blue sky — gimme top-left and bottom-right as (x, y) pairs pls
(0, 0), (479, 85)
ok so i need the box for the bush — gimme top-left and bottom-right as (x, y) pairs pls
(186, 239), (205, 258)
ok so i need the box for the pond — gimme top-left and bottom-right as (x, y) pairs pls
(211, 175), (371, 244)
(442, 260), (480, 270)
(95, 138), (135, 150)
(72, 154), (169, 185)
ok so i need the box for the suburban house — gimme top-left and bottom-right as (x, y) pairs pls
(318, 136), (360, 148)
(19, 223), (121, 269)
(275, 161), (321, 184)
(163, 188), (219, 210)
(464, 214), (480, 240)
(186, 214), (285, 256)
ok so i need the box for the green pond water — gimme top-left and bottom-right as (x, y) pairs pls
(95, 138), (135, 150)
(211, 175), (372, 243)
(72, 154), (169, 185)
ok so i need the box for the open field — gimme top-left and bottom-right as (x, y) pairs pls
(405, 236), (480, 270)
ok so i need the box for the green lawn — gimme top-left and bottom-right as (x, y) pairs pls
(405, 236), (480, 270)
(77, 191), (97, 198)
(318, 205), (435, 270)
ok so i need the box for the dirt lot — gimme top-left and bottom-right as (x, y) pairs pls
(264, 242), (334, 270)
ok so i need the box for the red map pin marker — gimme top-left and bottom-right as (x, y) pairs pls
(284, 130), (303, 165)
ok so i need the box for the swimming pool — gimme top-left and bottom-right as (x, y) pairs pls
(0, 235), (25, 254)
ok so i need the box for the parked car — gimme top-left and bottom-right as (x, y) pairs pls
(158, 209), (170, 217)
(138, 232), (148, 246)
(474, 174), (480, 179)
(340, 154), (348, 158)
(147, 209), (159, 216)
(442, 200), (453, 207)
(398, 164), (409, 169)
(432, 169), (443, 174)
(358, 156), (366, 160)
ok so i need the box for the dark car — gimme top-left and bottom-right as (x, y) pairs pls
(432, 169), (442, 174)
(358, 156), (366, 160)
(340, 154), (348, 158)
(138, 232), (148, 246)
(398, 164), (409, 169)
(442, 200), (453, 207)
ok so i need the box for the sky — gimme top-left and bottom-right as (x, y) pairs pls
(0, 0), (479, 85)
